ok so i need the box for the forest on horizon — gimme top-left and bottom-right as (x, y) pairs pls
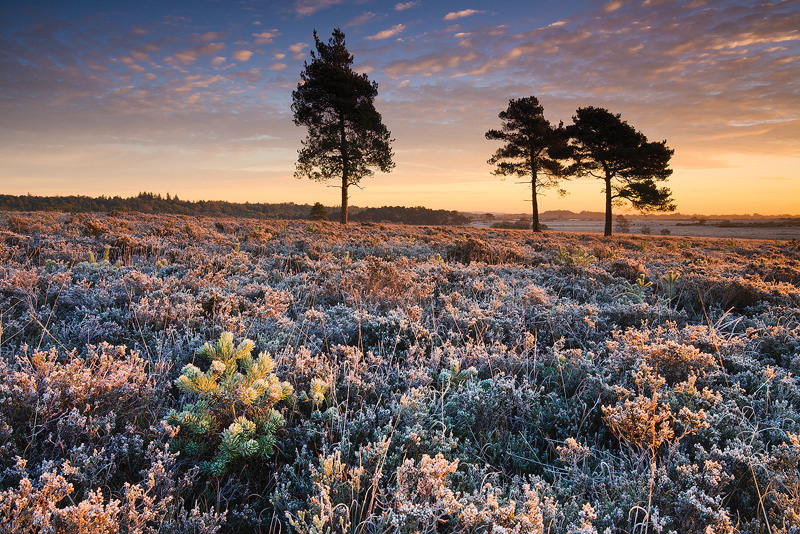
(0, 193), (469, 226)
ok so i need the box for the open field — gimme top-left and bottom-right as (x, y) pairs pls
(540, 219), (800, 241)
(1, 211), (800, 533)
(471, 218), (800, 241)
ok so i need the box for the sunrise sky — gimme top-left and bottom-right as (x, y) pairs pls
(1, 0), (798, 215)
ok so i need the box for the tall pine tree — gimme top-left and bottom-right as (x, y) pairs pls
(567, 107), (675, 236)
(485, 96), (569, 232)
(292, 29), (394, 224)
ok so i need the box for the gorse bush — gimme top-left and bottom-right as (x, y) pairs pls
(167, 332), (293, 476)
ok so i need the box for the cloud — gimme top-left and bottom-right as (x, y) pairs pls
(294, 0), (343, 16)
(270, 63), (288, 71)
(211, 56), (227, 66)
(465, 1), (798, 151)
(289, 42), (308, 59)
(385, 52), (474, 78)
(226, 68), (262, 84)
(130, 50), (150, 62)
(233, 50), (253, 61)
(395, 1), (418, 10)
(172, 43), (226, 64)
(175, 74), (227, 91)
(347, 12), (378, 27)
(253, 30), (280, 44)
(366, 24), (406, 41)
(195, 32), (225, 42)
(443, 9), (484, 21)
(603, 1), (624, 13)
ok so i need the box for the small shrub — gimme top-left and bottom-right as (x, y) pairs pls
(84, 218), (107, 237)
(611, 258), (646, 281)
(391, 454), (462, 531)
(553, 245), (596, 270)
(0, 343), (159, 465)
(446, 236), (523, 264)
(167, 332), (294, 476)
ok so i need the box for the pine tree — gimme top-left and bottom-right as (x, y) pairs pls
(292, 28), (394, 224)
(308, 202), (329, 221)
(486, 96), (570, 232)
(567, 107), (675, 236)
(167, 332), (293, 476)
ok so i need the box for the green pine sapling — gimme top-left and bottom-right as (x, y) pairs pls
(167, 332), (294, 476)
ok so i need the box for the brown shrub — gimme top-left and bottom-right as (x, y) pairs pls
(446, 237), (523, 265)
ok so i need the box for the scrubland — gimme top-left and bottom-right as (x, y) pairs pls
(1, 211), (799, 533)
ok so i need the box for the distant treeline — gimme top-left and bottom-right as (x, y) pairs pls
(342, 206), (470, 226)
(0, 193), (470, 226)
(715, 218), (800, 228)
(0, 192), (313, 219)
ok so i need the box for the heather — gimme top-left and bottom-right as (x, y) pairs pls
(1, 211), (799, 533)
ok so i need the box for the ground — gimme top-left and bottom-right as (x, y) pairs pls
(1, 211), (799, 533)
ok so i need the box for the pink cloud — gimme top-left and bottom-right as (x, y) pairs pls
(603, 1), (624, 13)
(395, 2), (418, 11)
(253, 30), (280, 44)
(289, 42), (308, 59)
(130, 51), (150, 62)
(347, 12), (378, 26)
(366, 24), (406, 41)
(173, 42), (226, 64)
(233, 50), (253, 61)
(444, 9), (483, 21)
(294, 0), (343, 16)
(385, 53), (469, 78)
(196, 32), (225, 42)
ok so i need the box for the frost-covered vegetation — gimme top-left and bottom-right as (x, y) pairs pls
(1, 211), (799, 533)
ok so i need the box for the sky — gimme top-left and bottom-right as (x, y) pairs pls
(1, 0), (798, 215)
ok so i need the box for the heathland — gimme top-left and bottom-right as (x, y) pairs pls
(1, 211), (799, 533)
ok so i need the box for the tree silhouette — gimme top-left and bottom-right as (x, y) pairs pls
(292, 29), (394, 225)
(308, 202), (329, 221)
(485, 96), (569, 232)
(567, 107), (675, 236)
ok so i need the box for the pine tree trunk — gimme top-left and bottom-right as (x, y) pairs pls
(604, 177), (613, 237)
(339, 114), (349, 225)
(531, 174), (540, 232)
(340, 179), (348, 225)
